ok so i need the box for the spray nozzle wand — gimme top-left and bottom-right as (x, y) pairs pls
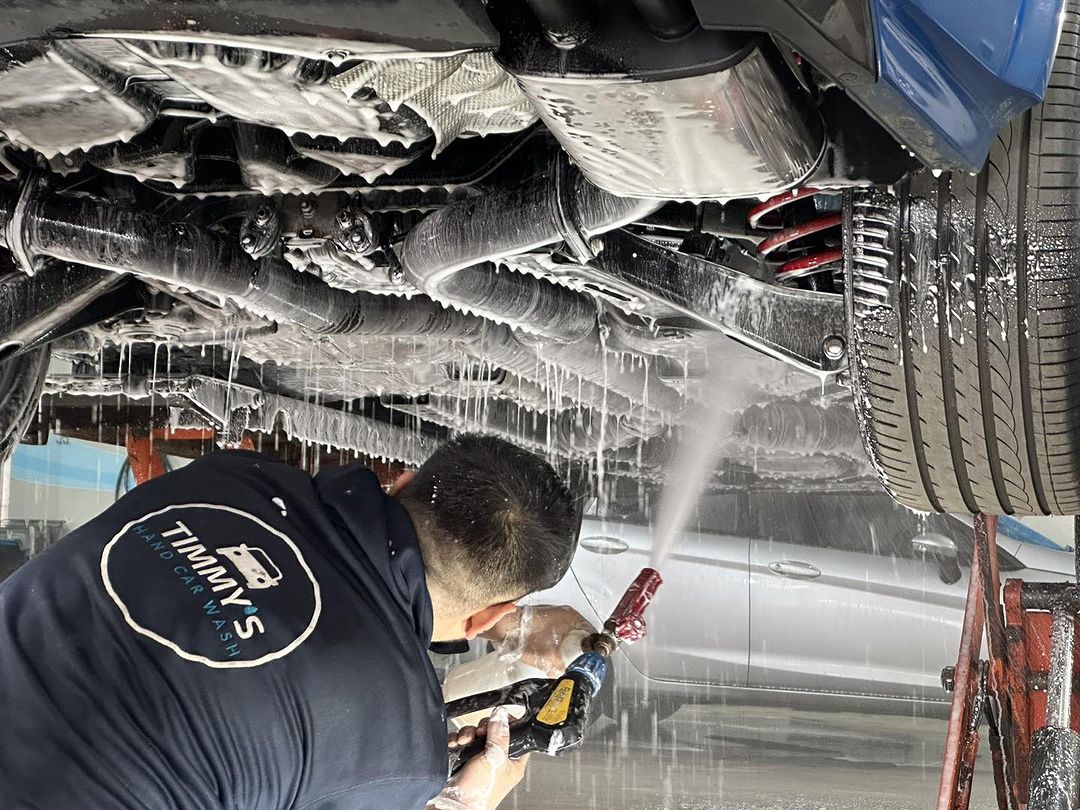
(446, 566), (663, 776)
(585, 566), (664, 657)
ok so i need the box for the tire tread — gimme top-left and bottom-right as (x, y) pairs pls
(845, 1), (1080, 514)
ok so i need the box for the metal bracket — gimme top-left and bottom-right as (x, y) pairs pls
(5, 171), (46, 275)
(551, 154), (596, 265)
(46, 373), (436, 464)
(587, 229), (848, 374)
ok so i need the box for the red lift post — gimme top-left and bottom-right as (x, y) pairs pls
(123, 428), (406, 489)
(124, 427), (253, 486)
(939, 514), (1080, 810)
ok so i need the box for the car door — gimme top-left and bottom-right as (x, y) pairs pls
(570, 491), (751, 687)
(746, 490), (978, 701)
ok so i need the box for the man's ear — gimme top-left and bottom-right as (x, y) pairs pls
(388, 469), (416, 497)
(463, 601), (517, 640)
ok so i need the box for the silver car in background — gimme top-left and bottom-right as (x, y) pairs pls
(530, 489), (1074, 720)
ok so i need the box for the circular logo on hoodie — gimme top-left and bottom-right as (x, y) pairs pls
(100, 503), (321, 668)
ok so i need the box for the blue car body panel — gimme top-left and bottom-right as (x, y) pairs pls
(853, 0), (1065, 170)
(998, 515), (1067, 551)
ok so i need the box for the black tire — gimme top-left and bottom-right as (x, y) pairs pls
(846, 3), (1080, 515)
(0, 347), (49, 463)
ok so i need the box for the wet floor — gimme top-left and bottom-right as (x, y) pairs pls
(512, 704), (998, 809)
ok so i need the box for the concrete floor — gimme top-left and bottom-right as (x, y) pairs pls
(508, 703), (999, 809)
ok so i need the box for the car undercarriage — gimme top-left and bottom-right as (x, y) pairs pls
(0, 5), (896, 490)
(0, 0), (1076, 508)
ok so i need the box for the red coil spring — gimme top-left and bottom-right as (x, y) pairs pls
(748, 187), (844, 284)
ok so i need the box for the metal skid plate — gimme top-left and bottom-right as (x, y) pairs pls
(586, 230), (848, 375)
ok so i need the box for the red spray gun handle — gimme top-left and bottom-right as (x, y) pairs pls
(607, 566), (663, 643)
(587, 567), (663, 655)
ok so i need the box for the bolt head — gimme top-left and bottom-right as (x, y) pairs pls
(254, 206), (272, 225)
(240, 234), (253, 246)
(299, 200), (314, 214)
(940, 666), (956, 693)
(822, 335), (846, 360)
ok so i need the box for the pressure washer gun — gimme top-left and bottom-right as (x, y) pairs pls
(446, 567), (663, 775)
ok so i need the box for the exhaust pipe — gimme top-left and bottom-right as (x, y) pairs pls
(0, 186), (484, 340)
(398, 155), (660, 342)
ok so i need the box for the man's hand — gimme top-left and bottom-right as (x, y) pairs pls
(482, 605), (595, 677)
(440, 708), (527, 810)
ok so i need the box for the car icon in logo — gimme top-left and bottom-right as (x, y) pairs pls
(219, 544), (283, 589)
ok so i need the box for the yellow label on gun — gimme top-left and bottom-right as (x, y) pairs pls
(536, 678), (575, 726)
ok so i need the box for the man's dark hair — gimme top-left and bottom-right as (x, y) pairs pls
(398, 433), (578, 608)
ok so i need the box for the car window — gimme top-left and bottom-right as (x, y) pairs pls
(745, 490), (1024, 570)
(747, 491), (876, 551)
(584, 487), (738, 536)
(848, 493), (925, 557)
(745, 491), (814, 546)
(581, 477), (655, 526)
(684, 493), (740, 535)
(943, 515), (1024, 572)
(746, 491), (926, 557)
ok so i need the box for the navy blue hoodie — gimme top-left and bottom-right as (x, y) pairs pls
(0, 451), (447, 809)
